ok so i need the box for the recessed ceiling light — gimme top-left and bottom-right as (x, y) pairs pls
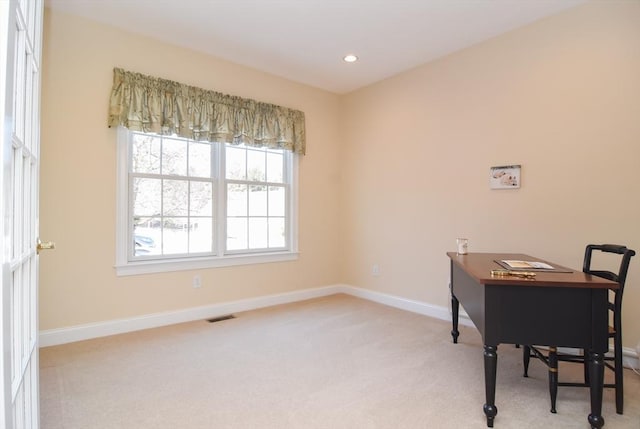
(343, 54), (358, 63)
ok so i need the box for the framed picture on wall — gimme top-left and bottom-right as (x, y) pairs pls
(490, 165), (521, 189)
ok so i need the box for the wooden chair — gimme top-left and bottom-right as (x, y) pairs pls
(523, 244), (635, 414)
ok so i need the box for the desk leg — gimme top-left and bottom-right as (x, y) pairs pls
(587, 351), (605, 429)
(483, 344), (498, 428)
(549, 347), (558, 413)
(451, 291), (460, 344)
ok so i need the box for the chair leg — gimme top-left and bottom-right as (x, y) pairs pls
(583, 349), (590, 385)
(614, 335), (624, 414)
(549, 347), (558, 413)
(523, 345), (531, 377)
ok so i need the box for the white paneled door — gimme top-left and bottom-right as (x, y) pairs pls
(1, 0), (44, 428)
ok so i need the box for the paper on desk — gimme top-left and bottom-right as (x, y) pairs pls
(501, 260), (554, 270)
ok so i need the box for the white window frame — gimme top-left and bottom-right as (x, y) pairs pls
(115, 127), (299, 276)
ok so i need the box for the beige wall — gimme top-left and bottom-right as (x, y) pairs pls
(39, 10), (343, 330)
(41, 2), (640, 349)
(341, 1), (640, 348)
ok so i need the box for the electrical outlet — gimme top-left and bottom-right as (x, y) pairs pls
(372, 264), (380, 277)
(192, 275), (202, 288)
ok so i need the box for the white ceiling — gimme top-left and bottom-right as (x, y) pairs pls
(45, 0), (586, 94)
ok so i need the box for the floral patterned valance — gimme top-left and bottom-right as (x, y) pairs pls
(108, 68), (306, 155)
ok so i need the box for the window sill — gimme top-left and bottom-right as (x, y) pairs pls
(115, 251), (299, 276)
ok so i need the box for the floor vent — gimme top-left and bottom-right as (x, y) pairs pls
(206, 315), (236, 323)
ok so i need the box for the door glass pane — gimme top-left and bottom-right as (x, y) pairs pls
(22, 260), (31, 350)
(25, 56), (34, 153)
(29, 159), (37, 246)
(12, 148), (21, 259)
(11, 268), (21, 378)
(13, 30), (26, 141)
(23, 156), (31, 251)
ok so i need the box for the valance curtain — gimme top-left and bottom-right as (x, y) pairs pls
(108, 68), (306, 155)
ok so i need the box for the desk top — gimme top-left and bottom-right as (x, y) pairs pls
(447, 252), (618, 289)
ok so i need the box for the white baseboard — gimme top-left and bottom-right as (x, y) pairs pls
(339, 284), (474, 328)
(38, 283), (639, 370)
(39, 285), (342, 347)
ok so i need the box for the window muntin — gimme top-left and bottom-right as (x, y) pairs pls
(117, 129), (297, 274)
(225, 145), (288, 253)
(130, 132), (216, 259)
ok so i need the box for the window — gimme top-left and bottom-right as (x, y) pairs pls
(116, 128), (298, 275)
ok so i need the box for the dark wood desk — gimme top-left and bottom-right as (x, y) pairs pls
(447, 252), (617, 429)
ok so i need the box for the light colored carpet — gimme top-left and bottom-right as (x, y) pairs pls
(40, 294), (640, 428)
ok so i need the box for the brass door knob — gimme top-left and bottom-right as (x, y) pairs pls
(37, 239), (56, 254)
